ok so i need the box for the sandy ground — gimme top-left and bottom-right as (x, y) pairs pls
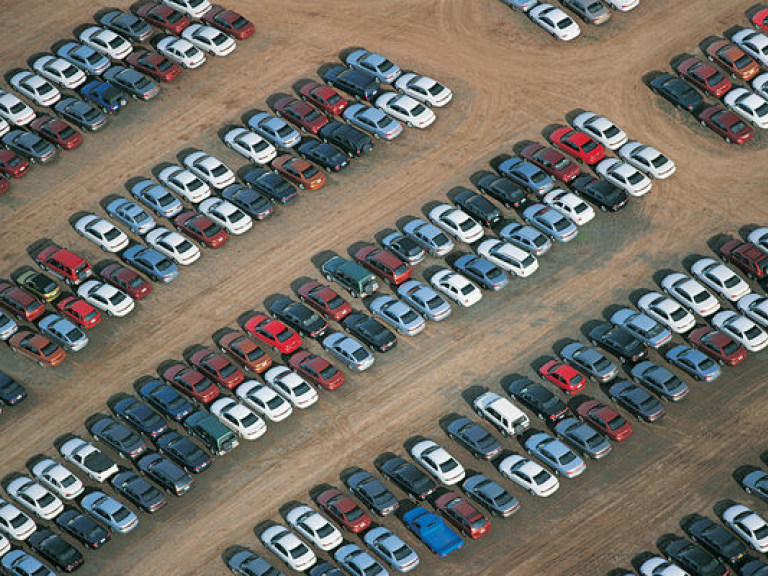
(2, 0), (768, 574)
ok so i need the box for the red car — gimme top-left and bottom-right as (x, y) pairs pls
(538, 360), (586, 395)
(99, 263), (152, 300)
(174, 211), (228, 249)
(133, 2), (190, 34)
(719, 239), (768, 280)
(298, 81), (348, 116)
(161, 362), (220, 405)
(28, 115), (82, 150)
(215, 331), (273, 374)
(0, 281), (45, 322)
(289, 350), (345, 391)
(520, 143), (580, 183)
(36, 244), (92, 286)
(55, 296), (101, 329)
(752, 8), (768, 33)
(188, 347), (245, 389)
(243, 313), (302, 354)
(576, 400), (633, 442)
(353, 244), (411, 286)
(674, 57), (732, 98)
(696, 105), (754, 145)
(125, 49), (181, 82)
(9, 330), (66, 367)
(296, 280), (352, 321)
(548, 126), (605, 165)
(434, 492), (491, 540)
(316, 488), (371, 533)
(202, 5), (255, 39)
(274, 96), (330, 135)
(705, 39), (761, 81)
(688, 327), (747, 366)
(0, 150), (29, 178)
(272, 155), (326, 190)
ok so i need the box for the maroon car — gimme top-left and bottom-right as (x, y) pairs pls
(353, 244), (411, 286)
(99, 263), (152, 300)
(187, 347), (244, 390)
(174, 211), (228, 249)
(696, 106), (753, 145)
(316, 488), (371, 533)
(674, 57), (732, 98)
(289, 350), (345, 391)
(296, 280), (352, 321)
(274, 96), (330, 135)
(688, 327), (747, 366)
(720, 239), (768, 281)
(0, 280), (45, 322)
(520, 143), (580, 183)
(202, 5), (254, 39)
(28, 115), (82, 150)
(434, 492), (491, 539)
(133, 2), (190, 34)
(161, 362), (220, 405)
(125, 49), (181, 82)
(298, 81), (349, 116)
(0, 150), (29, 178)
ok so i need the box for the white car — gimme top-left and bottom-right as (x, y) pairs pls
(8, 71), (60, 107)
(58, 437), (118, 483)
(639, 557), (688, 576)
(322, 332), (375, 371)
(732, 28), (768, 68)
(162, 0), (212, 18)
(0, 91), (35, 126)
(157, 165), (211, 203)
(31, 55), (87, 89)
(410, 440), (465, 485)
(748, 227), (768, 254)
(285, 504), (343, 551)
(182, 24), (236, 56)
(529, 3), (581, 41)
(260, 525), (317, 572)
(146, 227), (201, 266)
(477, 238), (539, 277)
(543, 189), (595, 226)
(428, 204), (483, 243)
(473, 391), (530, 437)
(722, 504), (768, 553)
(157, 36), (206, 69)
(183, 150), (236, 189)
(0, 500), (36, 541)
(690, 258), (751, 302)
(235, 380), (293, 423)
(210, 398), (267, 441)
(497, 454), (559, 497)
(74, 213), (129, 252)
(264, 366), (318, 409)
(6, 476), (63, 520)
(738, 293), (768, 329)
(724, 88), (768, 129)
(637, 291), (696, 334)
(29, 458), (84, 500)
(572, 112), (628, 150)
(753, 74), (768, 101)
(0, 311), (18, 341)
(661, 272), (721, 317)
(618, 141), (676, 179)
(77, 280), (135, 317)
(375, 92), (436, 128)
(199, 198), (252, 235)
(595, 158), (652, 197)
(712, 311), (768, 352)
(394, 73), (452, 107)
(222, 127), (277, 164)
(604, 0), (639, 10)
(79, 26), (133, 60)
(429, 268), (482, 307)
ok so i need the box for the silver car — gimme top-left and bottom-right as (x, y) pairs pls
(81, 491), (138, 533)
(364, 526), (419, 572)
(524, 432), (586, 478)
(630, 361), (689, 402)
(561, 0), (611, 24)
(130, 179), (183, 218)
(343, 103), (403, 140)
(522, 204), (578, 243)
(37, 314), (88, 352)
(500, 0), (539, 11)
(322, 332), (375, 371)
(369, 295), (425, 336)
(0, 311), (18, 341)
(397, 280), (451, 321)
(346, 49), (402, 84)
(498, 222), (552, 256)
(497, 157), (554, 196)
(742, 470), (768, 504)
(106, 197), (156, 235)
(381, 231), (426, 265)
(665, 345), (721, 382)
(560, 342), (617, 383)
(610, 307), (673, 349)
(401, 218), (454, 256)
(554, 418), (612, 459)
(246, 112), (300, 149)
(462, 474), (520, 517)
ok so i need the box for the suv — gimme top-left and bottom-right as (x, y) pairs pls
(719, 239), (768, 282)
(183, 410), (239, 456)
(321, 256), (379, 298)
(35, 244), (93, 286)
(473, 391), (530, 436)
(353, 244), (411, 286)
(318, 120), (373, 157)
(454, 188), (501, 227)
(322, 65), (381, 102)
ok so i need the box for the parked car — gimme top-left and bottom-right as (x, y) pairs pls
(575, 399), (633, 442)
(298, 80), (349, 115)
(87, 414), (147, 460)
(9, 70), (60, 107)
(618, 141), (676, 179)
(660, 535), (732, 576)
(706, 38), (761, 81)
(247, 111), (301, 149)
(27, 527), (83, 572)
(157, 165), (211, 203)
(554, 417), (611, 459)
(675, 56), (732, 98)
(316, 487), (371, 533)
(607, 380), (666, 421)
(188, 347), (245, 389)
(689, 326), (747, 366)
(29, 458), (83, 500)
(0, 370), (25, 404)
(568, 174), (627, 212)
(595, 158), (652, 197)
(397, 280), (451, 321)
(343, 103), (403, 140)
(411, 440), (466, 485)
(334, 544), (387, 576)
(497, 453), (559, 497)
(181, 23), (235, 56)
(54, 97), (107, 131)
(243, 313), (302, 354)
(182, 410), (239, 456)
(402, 507), (463, 558)
(560, 342), (618, 383)
(720, 239), (768, 282)
(712, 311), (768, 352)
(137, 379), (194, 422)
(321, 332), (374, 371)
(264, 366), (318, 409)
(38, 313), (88, 352)
(31, 55), (86, 89)
(55, 507), (109, 549)
(529, 3), (581, 41)
(636, 291), (696, 334)
(473, 391), (530, 437)
(538, 360), (587, 395)
(81, 491), (138, 533)
(156, 36), (206, 69)
(452, 254), (509, 291)
(649, 72), (703, 112)
(477, 238), (539, 277)
(429, 268), (482, 308)
(58, 437), (118, 483)
(445, 416), (503, 460)
(0, 550), (55, 576)
(75, 214), (129, 253)
(610, 307), (673, 349)
(285, 504), (343, 551)
(297, 280), (352, 321)
(475, 172), (528, 209)
(296, 138), (349, 172)
(125, 49), (181, 82)
(369, 295), (426, 336)
(199, 198), (253, 235)
(8, 330), (66, 367)
(133, 1), (191, 33)
(588, 322), (648, 363)
(0, 281), (45, 321)
(522, 204), (578, 243)
(498, 222), (552, 256)
(109, 394), (168, 439)
(174, 210), (229, 248)
(346, 49), (401, 83)
(378, 455), (436, 500)
(402, 218), (454, 256)
(346, 470), (399, 516)
(364, 526), (420, 572)
(240, 166), (298, 205)
(721, 504), (768, 553)
(161, 362), (220, 405)
(376, 92), (436, 128)
(340, 310), (397, 353)
(394, 72), (452, 107)
(1, 130), (56, 163)
(155, 431), (211, 474)
(428, 203), (484, 244)
(434, 492), (491, 539)
(660, 272), (721, 317)
(629, 361), (690, 402)
(136, 452), (193, 496)
(322, 65), (381, 102)
(28, 114), (82, 149)
(122, 244), (179, 283)
(506, 377), (569, 421)
(318, 120), (373, 157)
(210, 398), (266, 441)
(111, 469), (166, 513)
(6, 476), (63, 520)
(99, 8), (152, 41)
(14, 270), (59, 302)
(738, 293), (768, 329)
(79, 79), (129, 113)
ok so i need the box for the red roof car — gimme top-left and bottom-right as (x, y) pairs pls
(9, 330), (66, 367)
(133, 2), (191, 34)
(688, 327), (747, 366)
(696, 105), (754, 145)
(161, 362), (220, 405)
(28, 115), (83, 150)
(316, 488), (371, 533)
(188, 347), (245, 389)
(243, 313), (302, 354)
(99, 263), (152, 300)
(353, 244), (412, 286)
(705, 39), (761, 81)
(298, 81), (349, 116)
(289, 350), (345, 391)
(215, 331), (273, 374)
(0, 281), (45, 322)
(274, 96), (330, 135)
(752, 8), (768, 34)
(56, 295), (101, 329)
(0, 150), (30, 178)
(674, 57), (732, 98)
(272, 155), (326, 190)
(434, 492), (491, 540)
(36, 244), (92, 286)
(174, 211), (228, 249)
(202, 5), (255, 39)
(539, 360), (586, 395)
(125, 49), (181, 82)
(520, 143), (580, 183)
(548, 126), (605, 165)
(576, 399), (633, 442)
(296, 280), (352, 321)
(719, 239), (768, 280)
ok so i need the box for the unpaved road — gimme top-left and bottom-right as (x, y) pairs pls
(1, 1), (768, 575)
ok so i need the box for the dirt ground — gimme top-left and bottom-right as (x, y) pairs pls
(2, 0), (768, 574)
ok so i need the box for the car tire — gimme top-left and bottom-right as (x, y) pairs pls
(536, 412), (544, 419)
(725, 137), (732, 144)
(324, 273), (333, 281)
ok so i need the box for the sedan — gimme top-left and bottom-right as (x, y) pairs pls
(411, 440), (466, 485)
(181, 24), (236, 57)
(56, 42), (110, 76)
(274, 96), (329, 134)
(29, 458), (83, 501)
(137, 452), (193, 496)
(111, 470), (166, 513)
(58, 437), (118, 483)
(56, 506), (110, 549)
(742, 470), (768, 504)
(1, 130), (56, 163)
(618, 141), (676, 179)
(497, 157), (554, 196)
(739, 293), (768, 329)
(724, 88), (768, 129)
(549, 126), (605, 164)
(553, 417), (611, 459)
(397, 280), (451, 321)
(322, 332), (374, 371)
(335, 544), (388, 576)
(675, 56), (732, 98)
(706, 38), (761, 81)
(9, 331), (66, 367)
(732, 28), (768, 68)
(524, 432), (586, 477)
(38, 314), (88, 352)
(137, 379), (194, 422)
(434, 492), (491, 539)
(538, 360), (586, 395)
(445, 417), (503, 460)
(402, 218), (454, 256)
(285, 504), (343, 551)
(610, 307), (673, 349)
(572, 111), (628, 149)
(561, 0), (610, 24)
(156, 36), (206, 69)
(0, 91), (34, 127)
(521, 143), (580, 183)
(475, 172), (528, 209)
(243, 313), (302, 353)
(394, 72), (452, 107)
(74, 214), (129, 252)
(498, 222), (552, 256)
(99, 9), (152, 41)
(264, 366), (318, 409)
(453, 254), (509, 291)
(125, 49), (181, 82)
(369, 295), (426, 336)
(155, 431), (211, 474)
(28, 114), (82, 150)
(429, 268), (482, 308)
(543, 189), (595, 226)
(607, 380), (666, 422)
(88, 415), (147, 460)
(183, 150), (235, 190)
(53, 97), (107, 131)
(130, 179), (183, 218)
(157, 165), (211, 203)
(712, 311), (768, 352)
(341, 311), (397, 353)
(683, 513), (747, 565)
(297, 280), (351, 321)
(381, 231), (426, 264)
(81, 491), (138, 533)
(298, 80), (349, 115)
(203, 5), (254, 39)
(697, 104), (755, 144)
(316, 487), (371, 533)
(110, 394), (168, 439)
(506, 376), (569, 421)
(376, 92), (436, 128)
(9, 70), (60, 107)
(106, 197), (156, 235)
(199, 198), (253, 235)
(630, 361), (690, 402)
(344, 103), (403, 139)
(0, 281), (45, 321)
(240, 167), (298, 204)
(161, 362), (220, 405)
(661, 536), (730, 576)
(296, 138), (349, 172)
(378, 455), (436, 500)
(639, 557), (688, 576)
(428, 203), (484, 244)
(247, 111), (301, 148)
(223, 127), (277, 164)
(146, 227), (201, 266)
(14, 270), (59, 302)
(497, 454), (559, 497)
(560, 341), (618, 383)
(595, 158), (652, 197)
(690, 258), (750, 302)
(721, 504), (768, 553)
(27, 527), (83, 573)
(6, 476), (63, 520)
(576, 400), (633, 442)
(661, 272), (721, 317)
(174, 211), (229, 248)
(99, 263), (151, 300)
(364, 526), (420, 572)
(522, 203), (578, 243)
(272, 155), (326, 190)
(0, 370), (25, 404)
(0, 150), (29, 178)
(0, 499), (36, 540)
(31, 55), (86, 89)
(122, 245), (179, 283)
(0, 550), (55, 576)
(79, 26), (132, 60)
(235, 380), (292, 422)
(649, 72), (704, 112)
(210, 398), (267, 441)
(637, 291), (696, 334)
(346, 470), (399, 516)
(346, 49), (401, 83)
(569, 174), (628, 212)
(529, 3), (581, 41)
(462, 474), (519, 518)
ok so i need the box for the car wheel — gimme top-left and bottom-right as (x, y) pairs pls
(350, 290), (358, 298)
(725, 137), (732, 144)
(324, 273), (333, 281)
(618, 355), (626, 363)
(746, 487), (752, 494)
(374, 133), (381, 139)
(599, 205), (607, 212)
(536, 412), (543, 419)
(407, 121), (413, 128)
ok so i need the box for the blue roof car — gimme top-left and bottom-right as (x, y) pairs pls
(122, 244), (179, 283)
(56, 42), (110, 76)
(79, 79), (128, 113)
(130, 179), (183, 218)
(106, 197), (157, 235)
(403, 506), (463, 558)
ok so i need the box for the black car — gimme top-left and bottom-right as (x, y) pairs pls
(56, 507), (111, 550)
(137, 452), (194, 496)
(54, 97), (107, 131)
(341, 311), (397, 353)
(240, 167), (299, 205)
(445, 417), (502, 460)
(137, 379), (194, 422)
(378, 455), (436, 500)
(222, 183), (274, 220)
(99, 9), (152, 41)
(505, 377), (569, 421)
(569, 174), (628, 212)
(28, 528), (84, 573)
(318, 120), (373, 157)
(103, 65), (159, 101)
(111, 469), (167, 513)
(156, 430), (212, 474)
(87, 414), (148, 460)
(0, 370), (26, 405)
(322, 65), (381, 102)
(346, 469), (399, 516)
(588, 322), (648, 363)
(650, 73), (703, 112)
(297, 138), (349, 172)
(1, 130), (56, 163)
(475, 172), (528, 209)
(661, 535), (730, 576)
(310, 563), (344, 576)
(453, 188), (501, 227)
(270, 297), (328, 339)
(109, 394), (169, 439)
(607, 380), (665, 422)
(683, 513), (747, 566)
(462, 474), (520, 517)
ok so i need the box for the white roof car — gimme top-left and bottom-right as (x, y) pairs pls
(146, 227), (201, 266)
(0, 499), (36, 541)
(9, 71), (60, 107)
(210, 398), (267, 441)
(429, 268), (482, 307)
(618, 141), (676, 179)
(753, 73), (768, 101)
(375, 92), (436, 128)
(6, 476), (63, 520)
(394, 72), (452, 107)
(29, 458), (84, 500)
(637, 291), (696, 333)
(477, 238), (539, 278)
(732, 28), (768, 68)
(157, 165), (211, 203)
(157, 36), (206, 69)
(0, 90), (35, 126)
(264, 366), (318, 409)
(497, 454), (559, 497)
(529, 3), (581, 41)
(322, 332), (374, 371)
(222, 127), (277, 165)
(543, 189), (595, 226)
(410, 440), (465, 485)
(473, 391), (530, 437)
(285, 504), (343, 551)
(428, 203), (484, 243)
(397, 279), (452, 321)
(183, 150), (235, 189)
(724, 88), (768, 129)
(235, 380), (293, 422)
(737, 293), (768, 329)
(182, 24), (236, 57)
(77, 280), (135, 317)
(162, 0), (212, 18)
(748, 227), (768, 254)
(74, 213), (129, 252)
(58, 437), (118, 483)
(260, 524), (317, 572)
(661, 272), (721, 317)
(79, 26), (133, 60)
(595, 158), (652, 197)
(722, 504), (768, 553)
(639, 557), (688, 576)
(31, 55), (87, 89)
(712, 311), (768, 352)
(199, 198), (253, 235)
(690, 257), (751, 302)
(572, 112), (628, 150)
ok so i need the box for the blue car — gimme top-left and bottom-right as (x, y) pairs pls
(610, 307), (673, 349)
(56, 41), (110, 76)
(522, 203), (578, 243)
(122, 244), (179, 283)
(246, 112), (300, 149)
(1, 550), (55, 576)
(665, 345), (721, 382)
(79, 79), (129, 113)
(130, 179), (183, 218)
(138, 379), (193, 422)
(345, 49), (402, 84)
(453, 253), (508, 291)
(54, 97), (108, 132)
(0, 370), (26, 406)
(106, 197), (157, 235)
(403, 506), (463, 558)
(155, 430), (212, 474)
(110, 394), (169, 439)
(497, 157), (554, 196)
(343, 103), (403, 140)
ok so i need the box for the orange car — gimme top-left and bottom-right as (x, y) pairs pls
(9, 330), (66, 367)
(271, 155), (326, 190)
(705, 38), (761, 81)
(215, 331), (273, 374)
